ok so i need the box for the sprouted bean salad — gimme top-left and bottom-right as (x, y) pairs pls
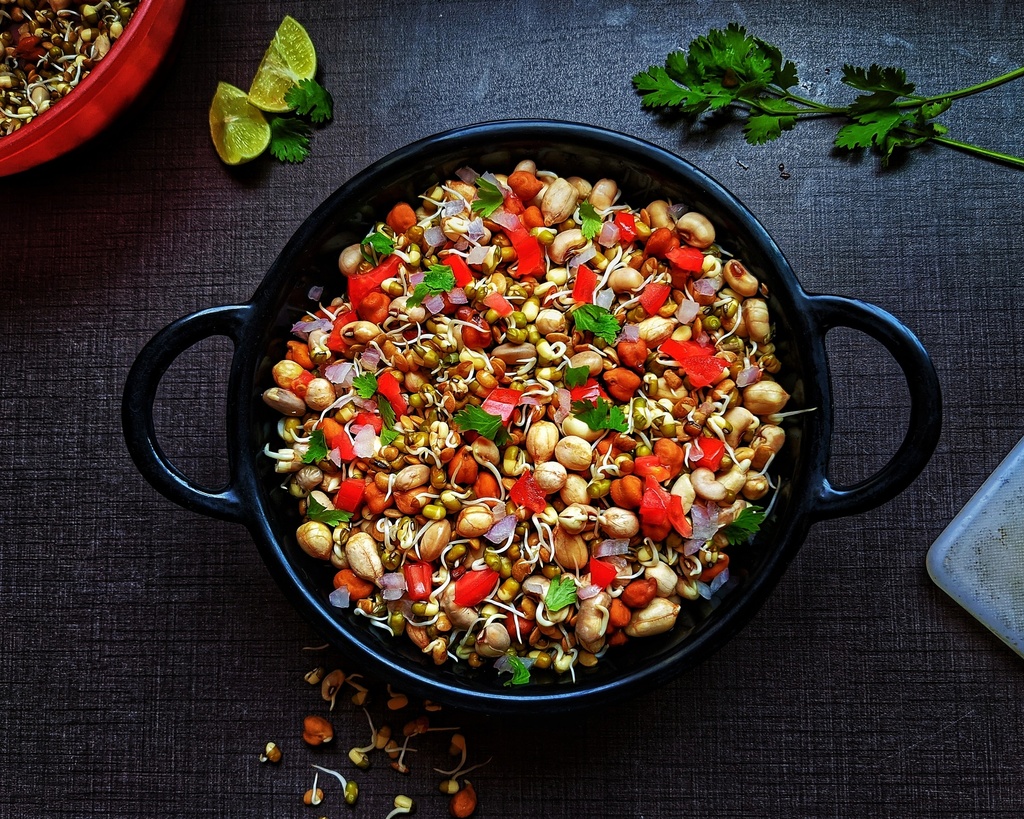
(1, 0), (139, 137)
(262, 161), (794, 685)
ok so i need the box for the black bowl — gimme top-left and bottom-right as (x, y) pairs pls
(122, 120), (941, 714)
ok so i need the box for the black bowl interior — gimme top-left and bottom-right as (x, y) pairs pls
(240, 121), (829, 714)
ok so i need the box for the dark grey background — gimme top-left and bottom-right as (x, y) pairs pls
(2, 1), (1022, 816)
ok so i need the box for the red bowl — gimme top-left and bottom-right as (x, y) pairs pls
(0, 0), (189, 177)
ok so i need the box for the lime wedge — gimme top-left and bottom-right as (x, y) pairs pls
(248, 15), (317, 112)
(209, 81), (271, 165)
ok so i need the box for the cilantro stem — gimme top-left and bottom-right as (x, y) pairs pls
(891, 65), (1024, 108)
(927, 134), (1024, 169)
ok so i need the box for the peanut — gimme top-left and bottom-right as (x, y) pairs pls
(344, 532), (384, 583)
(624, 597), (681, 637)
(603, 368), (642, 402)
(620, 577), (657, 609)
(541, 177), (579, 226)
(610, 475), (643, 508)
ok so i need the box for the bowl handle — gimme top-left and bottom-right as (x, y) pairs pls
(122, 305), (252, 523)
(804, 295), (941, 520)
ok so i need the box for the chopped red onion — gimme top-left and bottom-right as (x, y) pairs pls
(455, 166), (479, 184)
(352, 425), (377, 458)
(381, 572), (408, 591)
(606, 554), (629, 570)
(409, 271), (425, 286)
(324, 361), (354, 385)
(598, 220), (620, 247)
(441, 198), (465, 217)
(454, 238), (470, 252)
(595, 538), (630, 557)
(290, 318), (332, 338)
(577, 583), (602, 600)
(467, 218), (486, 243)
(484, 514), (517, 544)
(567, 243), (596, 271)
(736, 366), (762, 388)
(481, 171), (509, 196)
(328, 446), (343, 468)
(449, 287), (468, 305)
(307, 285), (324, 301)
(490, 208), (522, 232)
(466, 244), (489, 265)
(616, 323), (640, 343)
(424, 226), (445, 247)
(554, 388), (572, 423)
(668, 202), (687, 218)
(329, 586), (351, 608)
(693, 277), (718, 297)
(691, 501), (719, 540)
(382, 587), (404, 601)
(695, 579), (712, 600)
(352, 398), (377, 411)
(424, 294), (445, 314)
(709, 567), (730, 594)
(695, 331), (711, 345)
(519, 395), (540, 406)
(595, 289), (616, 309)
(676, 299), (700, 324)
(687, 439), (705, 465)
(494, 654), (535, 674)
(683, 538), (704, 556)
(360, 346), (381, 370)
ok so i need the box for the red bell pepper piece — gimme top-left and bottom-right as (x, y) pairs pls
(506, 226), (545, 278)
(692, 437), (725, 471)
(353, 411), (383, 434)
(639, 282), (671, 316)
(659, 339), (725, 389)
(613, 212), (637, 243)
(668, 494), (693, 538)
(326, 311), (358, 352)
(481, 387), (522, 424)
(502, 191), (525, 215)
(454, 568), (500, 607)
(347, 254), (402, 307)
(639, 475), (671, 527)
(510, 469), (547, 514)
(334, 479), (367, 513)
(665, 245), (705, 274)
(482, 291), (515, 317)
(572, 265), (597, 304)
(589, 559), (620, 589)
(376, 371), (407, 417)
(569, 379), (606, 403)
(403, 561), (434, 601)
(633, 455), (672, 483)
(443, 254), (474, 287)
(332, 431), (356, 462)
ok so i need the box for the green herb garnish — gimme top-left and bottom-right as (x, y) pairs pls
(284, 78), (334, 123)
(502, 653), (531, 687)
(720, 505), (766, 545)
(352, 372), (379, 399)
(361, 231), (395, 258)
(452, 405), (509, 444)
(378, 397), (396, 432)
(572, 304), (620, 345)
(379, 428), (399, 447)
(632, 23), (1024, 169)
(564, 365), (590, 389)
(544, 575), (578, 612)
(407, 265), (457, 307)
(268, 116), (312, 163)
(571, 398), (629, 433)
(307, 496), (352, 527)
(301, 429), (329, 463)
(470, 176), (505, 217)
(579, 200), (603, 240)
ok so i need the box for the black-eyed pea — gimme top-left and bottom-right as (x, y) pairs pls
(724, 406), (759, 448)
(607, 265), (644, 293)
(549, 229), (588, 264)
(723, 259), (760, 297)
(644, 199), (674, 229)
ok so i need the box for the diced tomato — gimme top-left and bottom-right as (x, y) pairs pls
(613, 212), (637, 243)
(376, 371), (407, 417)
(510, 469), (547, 514)
(482, 291), (515, 318)
(589, 559), (620, 589)
(692, 437), (725, 471)
(454, 568), (500, 607)
(502, 190), (525, 215)
(506, 226), (545, 278)
(665, 245), (705, 274)
(639, 282), (671, 316)
(569, 379), (607, 403)
(633, 455), (672, 483)
(353, 411), (383, 434)
(332, 431), (356, 462)
(639, 475), (671, 527)
(334, 479), (367, 513)
(572, 265), (597, 304)
(289, 370), (313, 398)
(443, 254), (474, 287)
(326, 311), (358, 352)
(668, 494), (693, 538)
(659, 338), (725, 389)
(403, 562), (434, 601)
(347, 255), (402, 307)
(481, 387), (522, 424)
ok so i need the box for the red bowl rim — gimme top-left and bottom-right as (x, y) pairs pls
(0, 0), (189, 177)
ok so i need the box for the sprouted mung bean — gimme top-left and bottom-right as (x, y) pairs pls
(0, 0), (139, 137)
(262, 162), (793, 684)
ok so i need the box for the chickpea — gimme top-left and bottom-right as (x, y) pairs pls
(554, 436), (594, 471)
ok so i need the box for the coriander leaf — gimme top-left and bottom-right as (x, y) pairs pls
(452, 405), (509, 444)
(470, 177), (504, 217)
(269, 117), (311, 163)
(352, 372), (379, 399)
(833, 109), (905, 150)
(633, 65), (704, 110)
(284, 78), (334, 123)
(841, 64), (915, 96)
(564, 365), (590, 389)
(379, 428), (399, 447)
(502, 653), (531, 687)
(916, 99), (953, 121)
(572, 304), (620, 344)
(407, 264), (456, 307)
(743, 114), (796, 145)
(720, 505), (765, 546)
(579, 200), (603, 240)
(307, 496), (353, 527)
(362, 231), (395, 257)
(406, 283), (431, 308)
(754, 37), (798, 89)
(302, 429), (329, 463)
(544, 575), (578, 612)
(378, 397), (396, 431)
(571, 397), (629, 433)
(847, 90), (900, 116)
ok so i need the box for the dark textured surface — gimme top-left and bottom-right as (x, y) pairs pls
(2, 1), (1023, 816)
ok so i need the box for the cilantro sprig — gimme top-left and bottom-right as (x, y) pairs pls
(361, 231), (395, 261)
(544, 575), (578, 612)
(470, 177), (505, 217)
(502, 653), (531, 687)
(572, 304), (620, 344)
(578, 201), (603, 240)
(720, 505), (766, 546)
(269, 117), (312, 163)
(571, 398), (629, 433)
(268, 79), (334, 164)
(301, 429), (330, 464)
(407, 265), (457, 308)
(563, 365), (590, 389)
(452, 405), (509, 444)
(633, 23), (1024, 169)
(307, 496), (353, 527)
(352, 372), (378, 399)
(284, 78), (334, 123)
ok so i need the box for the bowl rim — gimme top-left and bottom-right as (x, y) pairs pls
(0, 0), (189, 177)
(237, 119), (825, 713)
